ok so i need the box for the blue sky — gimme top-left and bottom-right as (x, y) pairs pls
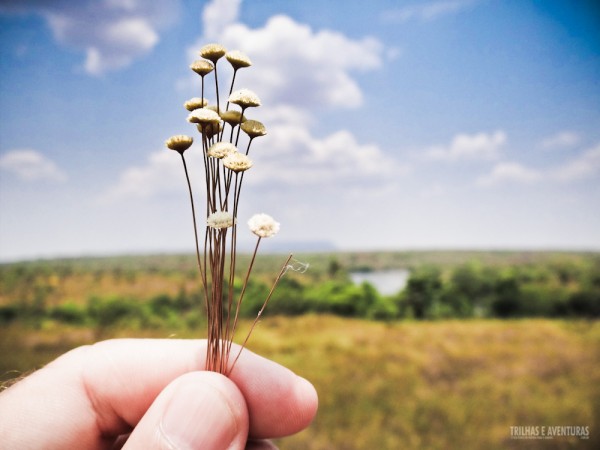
(1, 0), (599, 261)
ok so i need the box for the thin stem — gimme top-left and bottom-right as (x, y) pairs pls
(227, 254), (293, 375)
(180, 154), (203, 277)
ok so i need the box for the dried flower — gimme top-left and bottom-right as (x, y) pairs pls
(184, 97), (208, 111)
(207, 142), (236, 159)
(223, 152), (253, 172)
(165, 135), (193, 154)
(190, 59), (214, 76)
(229, 89), (261, 108)
(248, 213), (280, 238)
(207, 210), (234, 229)
(226, 50), (252, 70)
(197, 122), (222, 139)
(187, 108), (221, 125)
(200, 43), (227, 63)
(220, 110), (246, 126)
(241, 120), (267, 139)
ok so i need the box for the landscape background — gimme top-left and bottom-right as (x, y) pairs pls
(1, 250), (599, 449)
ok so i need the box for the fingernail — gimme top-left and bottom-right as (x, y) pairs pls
(160, 379), (237, 450)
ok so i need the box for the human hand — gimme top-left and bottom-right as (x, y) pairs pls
(0, 339), (318, 449)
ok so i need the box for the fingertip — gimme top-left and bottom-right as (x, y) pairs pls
(294, 375), (319, 427)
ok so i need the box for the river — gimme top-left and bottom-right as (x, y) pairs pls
(350, 269), (411, 296)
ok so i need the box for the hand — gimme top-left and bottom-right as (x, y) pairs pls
(0, 339), (318, 449)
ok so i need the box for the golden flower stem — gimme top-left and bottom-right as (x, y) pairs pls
(180, 154), (208, 306)
(227, 254), (294, 376)
(227, 236), (261, 357)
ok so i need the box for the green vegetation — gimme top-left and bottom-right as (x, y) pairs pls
(1, 251), (598, 326)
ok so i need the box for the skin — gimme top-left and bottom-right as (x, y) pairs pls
(0, 339), (318, 449)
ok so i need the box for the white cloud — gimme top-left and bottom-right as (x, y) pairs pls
(550, 144), (600, 182)
(107, 0), (400, 202)
(382, 0), (475, 23)
(250, 128), (408, 186)
(100, 149), (199, 202)
(476, 162), (541, 187)
(186, 13), (384, 110)
(475, 143), (600, 187)
(202, 0), (241, 41)
(0, 149), (67, 182)
(540, 131), (580, 149)
(424, 130), (506, 161)
(0, 0), (179, 75)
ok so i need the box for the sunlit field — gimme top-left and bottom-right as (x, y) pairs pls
(2, 317), (599, 449)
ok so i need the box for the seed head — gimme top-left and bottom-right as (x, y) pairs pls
(226, 50), (252, 70)
(248, 213), (280, 238)
(229, 89), (261, 108)
(223, 152), (253, 173)
(207, 210), (234, 229)
(187, 108), (221, 125)
(199, 43), (227, 63)
(190, 59), (214, 76)
(220, 110), (246, 126)
(184, 97), (208, 111)
(208, 142), (237, 159)
(165, 135), (193, 154)
(241, 120), (267, 139)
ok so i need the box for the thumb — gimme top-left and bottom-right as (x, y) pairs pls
(123, 371), (249, 450)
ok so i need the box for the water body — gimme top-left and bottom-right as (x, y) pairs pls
(350, 269), (411, 296)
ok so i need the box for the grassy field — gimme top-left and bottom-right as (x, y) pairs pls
(2, 316), (599, 449)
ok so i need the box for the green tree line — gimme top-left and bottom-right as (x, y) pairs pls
(1, 255), (598, 328)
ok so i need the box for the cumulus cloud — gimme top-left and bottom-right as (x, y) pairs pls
(476, 162), (541, 187)
(0, 0), (179, 75)
(107, 0), (399, 202)
(540, 131), (580, 149)
(550, 144), (600, 182)
(202, 0), (242, 41)
(381, 0), (475, 23)
(186, 7), (384, 110)
(424, 130), (506, 161)
(476, 143), (600, 187)
(100, 149), (201, 202)
(0, 149), (67, 182)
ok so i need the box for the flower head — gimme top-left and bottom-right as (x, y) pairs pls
(200, 43), (227, 63)
(207, 210), (234, 229)
(226, 50), (252, 70)
(165, 135), (193, 154)
(223, 152), (253, 173)
(197, 123), (222, 139)
(190, 60), (214, 76)
(241, 120), (267, 139)
(220, 110), (246, 126)
(207, 142), (236, 159)
(187, 108), (221, 125)
(248, 213), (280, 238)
(229, 89), (261, 109)
(184, 97), (208, 111)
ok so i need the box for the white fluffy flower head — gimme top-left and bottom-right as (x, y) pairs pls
(207, 210), (234, 229)
(223, 152), (253, 172)
(187, 108), (221, 125)
(207, 142), (236, 159)
(229, 89), (261, 108)
(248, 213), (280, 238)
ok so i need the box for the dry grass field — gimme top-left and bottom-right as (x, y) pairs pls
(2, 316), (599, 449)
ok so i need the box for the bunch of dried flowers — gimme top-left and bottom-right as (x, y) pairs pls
(165, 43), (291, 375)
